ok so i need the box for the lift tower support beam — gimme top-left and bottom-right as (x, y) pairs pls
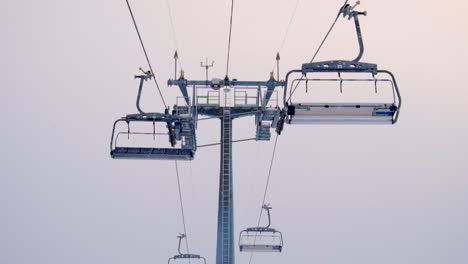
(168, 78), (285, 264)
(217, 108), (234, 264)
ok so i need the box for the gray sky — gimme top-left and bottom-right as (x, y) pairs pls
(2, 0), (468, 264)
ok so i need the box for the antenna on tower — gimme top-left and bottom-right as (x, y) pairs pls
(174, 50), (179, 80)
(200, 58), (215, 83)
(276, 52), (281, 81)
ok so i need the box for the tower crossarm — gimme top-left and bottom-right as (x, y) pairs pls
(168, 79), (285, 88)
(168, 79), (284, 111)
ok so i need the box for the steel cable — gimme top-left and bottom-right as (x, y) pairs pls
(125, 0), (168, 108)
(287, 0), (349, 103)
(225, 0), (235, 78)
(175, 161), (191, 257)
(270, 0), (301, 73)
(165, 0), (184, 69)
(248, 134), (280, 264)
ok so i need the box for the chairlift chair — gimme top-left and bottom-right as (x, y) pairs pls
(110, 70), (197, 160)
(283, 2), (401, 126)
(168, 234), (207, 264)
(110, 113), (196, 160)
(239, 205), (284, 253)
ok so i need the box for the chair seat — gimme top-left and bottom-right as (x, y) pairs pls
(240, 244), (282, 253)
(111, 147), (194, 160)
(289, 103), (396, 125)
(173, 254), (202, 259)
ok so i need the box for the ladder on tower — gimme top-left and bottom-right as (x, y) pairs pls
(217, 108), (234, 264)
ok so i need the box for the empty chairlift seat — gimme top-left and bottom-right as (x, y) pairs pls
(287, 103), (397, 125)
(285, 61), (401, 125)
(239, 227), (283, 253)
(239, 205), (284, 253)
(110, 113), (196, 160)
(168, 234), (207, 264)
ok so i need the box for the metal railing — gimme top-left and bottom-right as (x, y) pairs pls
(197, 90), (220, 106)
(234, 87), (259, 107)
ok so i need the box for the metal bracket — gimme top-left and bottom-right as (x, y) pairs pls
(340, 1), (368, 62)
(135, 68), (153, 115)
(301, 60), (378, 74)
(263, 204), (273, 228)
(177, 233), (186, 255)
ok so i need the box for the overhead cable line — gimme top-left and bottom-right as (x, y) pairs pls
(163, 4), (191, 258)
(225, 0), (235, 78)
(287, 0), (349, 103)
(197, 110), (262, 121)
(248, 134), (280, 264)
(165, 0), (184, 69)
(197, 138), (257, 148)
(309, 0), (349, 63)
(175, 161), (191, 256)
(125, 0), (168, 108)
(270, 0), (301, 73)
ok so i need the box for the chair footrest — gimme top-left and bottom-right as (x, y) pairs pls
(240, 245), (282, 253)
(111, 147), (194, 160)
(288, 103), (397, 125)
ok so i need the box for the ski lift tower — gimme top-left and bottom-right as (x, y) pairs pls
(167, 74), (284, 264)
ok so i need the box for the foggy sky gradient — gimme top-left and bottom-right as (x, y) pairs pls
(2, 0), (468, 264)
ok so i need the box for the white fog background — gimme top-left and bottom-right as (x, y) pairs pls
(2, 0), (468, 264)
